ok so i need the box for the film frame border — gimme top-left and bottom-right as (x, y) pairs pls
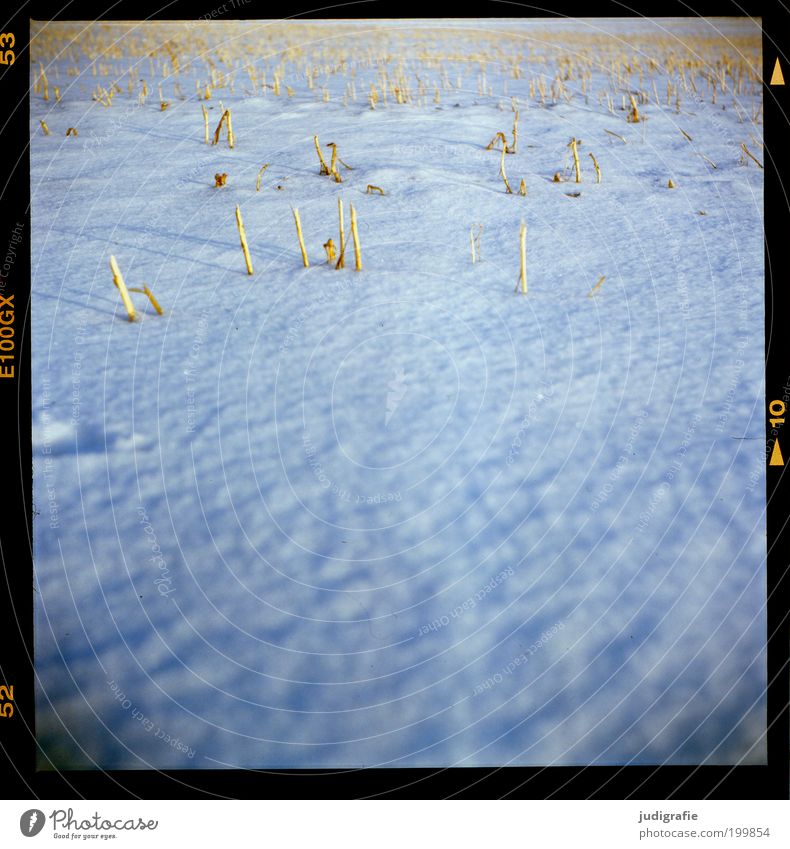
(0, 0), (785, 800)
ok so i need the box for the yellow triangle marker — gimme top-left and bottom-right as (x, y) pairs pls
(770, 438), (784, 466)
(771, 58), (785, 86)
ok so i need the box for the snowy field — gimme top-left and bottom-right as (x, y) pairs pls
(30, 17), (766, 769)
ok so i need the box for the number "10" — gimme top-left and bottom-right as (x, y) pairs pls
(770, 399), (786, 429)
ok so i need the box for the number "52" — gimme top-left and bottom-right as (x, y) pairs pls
(0, 33), (15, 66)
(0, 685), (14, 718)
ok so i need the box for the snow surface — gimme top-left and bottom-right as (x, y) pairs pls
(30, 17), (766, 769)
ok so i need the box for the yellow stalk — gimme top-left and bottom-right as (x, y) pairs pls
(604, 128), (626, 143)
(66, 127), (78, 136)
(226, 109), (234, 148)
(212, 110), (227, 145)
(350, 203), (361, 271)
(741, 142), (763, 169)
(292, 208), (310, 267)
(313, 135), (330, 175)
(335, 151), (353, 170)
(365, 185), (385, 195)
(326, 141), (352, 176)
(519, 178), (527, 196)
(143, 286), (163, 314)
(128, 285), (164, 314)
(202, 104), (209, 144)
(256, 163), (270, 192)
(334, 240), (347, 270)
(680, 127), (693, 142)
(486, 131), (508, 151)
(510, 110), (519, 153)
(588, 152), (601, 183)
(323, 239), (336, 263)
(109, 255), (137, 321)
(337, 198), (345, 269)
(519, 222), (527, 294)
(587, 275), (605, 298)
(39, 120), (50, 135)
(235, 205), (253, 275)
(500, 146), (513, 193)
(569, 137), (581, 183)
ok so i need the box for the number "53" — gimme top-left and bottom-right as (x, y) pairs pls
(0, 33), (15, 66)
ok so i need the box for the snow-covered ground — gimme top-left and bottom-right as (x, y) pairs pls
(30, 17), (766, 769)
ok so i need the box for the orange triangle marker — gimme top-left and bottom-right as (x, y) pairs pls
(771, 58), (785, 86)
(770, 438), (784, 466)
